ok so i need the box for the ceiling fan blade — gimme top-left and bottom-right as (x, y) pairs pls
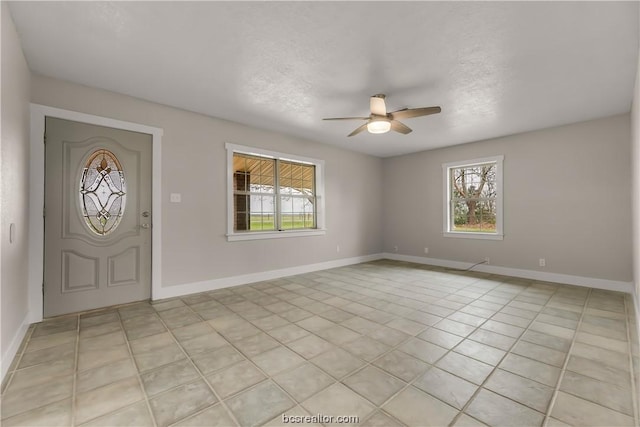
(370, 94), (387, 116)
(348, 123), (369, 137)
(390, 106), (441, 120)
(390, 120), (412, 135)
(322, 117), (369, 121)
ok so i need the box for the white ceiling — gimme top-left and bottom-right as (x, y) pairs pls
(8, 1), (639, 157)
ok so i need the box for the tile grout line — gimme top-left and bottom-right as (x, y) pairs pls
(445, 279), (569, 426)
(115, 309), (159, 427)
(149, 269), (603, 427)
(184, 293), (375, 426)
(204, 305), (344, 425)
(70, 314), (81, 427)
(194, 284), (424, 426)
(541, 287), (592, 426)
(6, 262), (634, 427)
(136, 271), (640, 427)
(250, 265), (630, 426)
(369, 276), (512, 425)
(246, 277), (429, 426)
(0, 324), (35, 399)
(309, 266), (546, 425)
(314, 271), (533, 425)
(177, 291), (362, 426)
(623, 294), (640, 426)
(377, 273), (553, 421)
(152, 303), (243, 427)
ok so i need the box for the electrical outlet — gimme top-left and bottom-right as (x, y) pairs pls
(484, 257), (490, 265)
(336, 245), (340, 253)
(539, 258), (546, 267)
(394, 246), (398, 253)
(424, 247), (429, 254)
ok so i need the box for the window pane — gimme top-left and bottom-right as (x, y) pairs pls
(477, 201), (496, 232)
(304, 214), (315, 228)
(233, 153), (276, 232)
(449, 161), (497, 234)
(234, 171), (249, 192)
(451, 200), (469, 231)
(303, 196), (316, 228)
(451, 199), (497, 233)
(234, 194), (250, 231)
(235, 211), (248, 231)
(290, 164), (302, 180)
(280, 196), (293, 214)
(232, 151), (318, 234)
(234, 153), (276, 193)
(259, 161), (275, 189)
(79, 149), (127, 236)
(302, 179), (314, 193)
(281, 196), (315, 230)
(249, 195), (275, 231)
(280, 161), (315, 194)
(278, 160), (316, 230)
(279, 196), (291, 230)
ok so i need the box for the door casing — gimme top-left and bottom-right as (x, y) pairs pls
(29, 104), (163, 322)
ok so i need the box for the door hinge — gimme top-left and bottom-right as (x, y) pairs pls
(43, 134), (47, 144)
(43, 207), (46, 217)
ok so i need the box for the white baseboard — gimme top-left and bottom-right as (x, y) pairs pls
(1, 313), (31, 383)
(154, 254), (384, 300)
(382, 253), (634, 294)
(156, 252), (634, 301)
(5, 253), (634, 381)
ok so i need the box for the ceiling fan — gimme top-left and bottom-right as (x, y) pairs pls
(323, 94), (441, 137)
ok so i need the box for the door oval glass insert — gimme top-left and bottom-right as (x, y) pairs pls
(79, 149), (127, 236)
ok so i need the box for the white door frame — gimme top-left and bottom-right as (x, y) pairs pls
(29, 104), (163, 322)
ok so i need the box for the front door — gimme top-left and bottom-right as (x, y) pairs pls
(44, 117), (152, 317)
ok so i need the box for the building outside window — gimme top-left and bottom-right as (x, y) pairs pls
(226, 143), (325, 241)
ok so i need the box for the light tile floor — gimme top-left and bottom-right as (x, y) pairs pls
(2, 260), (639, 427)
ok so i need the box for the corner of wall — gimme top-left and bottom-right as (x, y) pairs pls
(0, 312), (30, 383)
(631, 2), (640, 351)
(1, 0), (34, 381)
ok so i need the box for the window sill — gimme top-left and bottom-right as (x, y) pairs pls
(227, 229), (327, 242)
(443, 231), (504, 241)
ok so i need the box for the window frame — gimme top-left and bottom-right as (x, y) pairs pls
(226, 143), (326, 241)
(442, 155), (504, 240)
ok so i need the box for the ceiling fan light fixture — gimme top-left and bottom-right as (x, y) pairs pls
(323, 94), (441, 137)
(367, 119), (391, 134)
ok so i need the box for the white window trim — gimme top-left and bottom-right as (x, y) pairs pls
(225, 143), (326, 242)
(442, 155), (504, 241)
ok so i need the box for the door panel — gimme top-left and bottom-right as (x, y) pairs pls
(44, 117), (152, 317)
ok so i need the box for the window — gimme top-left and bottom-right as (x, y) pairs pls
(79, 149), (126, 236)
(226, 143), (325, 241)
(443, 155), (503, 240)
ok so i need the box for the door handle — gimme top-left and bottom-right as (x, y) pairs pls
(142, 211), (150, 218)
(141, 223), (151, 229)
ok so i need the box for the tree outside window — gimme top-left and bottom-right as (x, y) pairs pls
(443, 156), (503, 240)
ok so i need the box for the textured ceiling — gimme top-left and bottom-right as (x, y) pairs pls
(8, 1), (639, 157)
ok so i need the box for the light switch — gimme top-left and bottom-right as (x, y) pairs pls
(170, 193), (181, 203)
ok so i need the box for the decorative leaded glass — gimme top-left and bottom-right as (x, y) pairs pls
(79, 149), (126, 236)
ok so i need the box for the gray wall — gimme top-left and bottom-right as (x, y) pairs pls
(383, 114), (632, 282)
(31, 75), (383, 289)
(1, 3), (31, 371)
(631, 16), (640, 352)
